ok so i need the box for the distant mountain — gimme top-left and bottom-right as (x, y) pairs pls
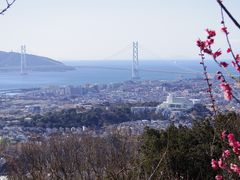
(0, 51), (74, 72)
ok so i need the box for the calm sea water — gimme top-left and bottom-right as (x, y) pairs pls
(0, 60), (224, 91)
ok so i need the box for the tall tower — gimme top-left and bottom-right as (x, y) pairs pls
(20, 45), (27, 74)
(132, 41), (140, 79)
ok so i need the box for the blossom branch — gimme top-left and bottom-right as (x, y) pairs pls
(220, 8), (240, 78)
(209, 45), (238, 83)
(198, 50), (217, 115)
(216, 71), (240, 103)
(197, 29), (238, 83)
(0, 0), (16, 15)
(212, 132), (240, 179)
(197, 28), (240, 103)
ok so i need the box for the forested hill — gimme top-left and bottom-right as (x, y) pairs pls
(0, 51), (74, 71)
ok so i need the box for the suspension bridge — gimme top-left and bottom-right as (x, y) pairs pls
(73, 42), (203, 79)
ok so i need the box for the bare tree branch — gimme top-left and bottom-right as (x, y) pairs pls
(216, 0), (240, 30)
(0, 0), (16, 15)
(147, 149), (167, 180)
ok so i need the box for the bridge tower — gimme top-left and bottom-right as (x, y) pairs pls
(20, 45), (27, 75)
(132, 41), (140, 79)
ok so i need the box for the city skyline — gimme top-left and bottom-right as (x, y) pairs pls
(0, 0), (239, 61)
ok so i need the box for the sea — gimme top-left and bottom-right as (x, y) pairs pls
(0, 60), (226, 91)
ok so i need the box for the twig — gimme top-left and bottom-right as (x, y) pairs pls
(0, 0), (16, 15)
(217, 72), (240, 103)
(216, 0), (240, 30)
(148, 128), (171, 180)
(147, 148), (167, 180)
(199, 51), (218, 116)
(220, 7), (240, 81)
(209, 45), (239, 83)
(218, 7), (240, 103)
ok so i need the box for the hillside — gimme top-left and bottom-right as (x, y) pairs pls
(0, 51), (74, 72)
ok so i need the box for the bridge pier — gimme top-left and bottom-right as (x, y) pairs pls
(132, 41), (140, 80)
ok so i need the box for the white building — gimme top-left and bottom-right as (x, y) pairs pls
(157, 93), (194, 112)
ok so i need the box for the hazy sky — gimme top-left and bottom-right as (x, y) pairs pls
(0, 0), (239, 61)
